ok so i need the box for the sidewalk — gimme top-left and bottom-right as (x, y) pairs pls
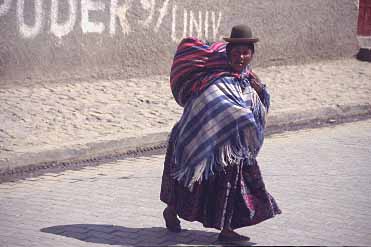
(0, 58), (370, 174)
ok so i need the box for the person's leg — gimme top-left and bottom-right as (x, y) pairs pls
(217, 164), (250, 243)
(160, 126), (182, 232)
(163, 205), (181, 232)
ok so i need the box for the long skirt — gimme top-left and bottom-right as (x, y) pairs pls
(160, 129), (281, 230)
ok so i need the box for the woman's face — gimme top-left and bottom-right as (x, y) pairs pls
(229, 45), (253, 72)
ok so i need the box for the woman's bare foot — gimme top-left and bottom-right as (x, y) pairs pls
(218, 229), (250, 243)
(163, 206), (181, 233)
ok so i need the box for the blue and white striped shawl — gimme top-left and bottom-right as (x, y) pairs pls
(170, 76), (270, 190)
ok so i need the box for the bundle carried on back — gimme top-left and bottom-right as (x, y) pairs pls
(170, 37), (250, 107)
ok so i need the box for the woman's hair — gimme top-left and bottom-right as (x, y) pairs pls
(226, 43), (255, 58)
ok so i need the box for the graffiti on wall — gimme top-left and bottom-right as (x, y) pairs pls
(0, 0), (223, 42)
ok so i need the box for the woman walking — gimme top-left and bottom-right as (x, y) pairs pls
(160, 24), (281, 244)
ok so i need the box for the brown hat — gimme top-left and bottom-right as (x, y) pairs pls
(223, 24), (259, 43)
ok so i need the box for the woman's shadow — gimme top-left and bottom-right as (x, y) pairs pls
(41, 224), (256, 246)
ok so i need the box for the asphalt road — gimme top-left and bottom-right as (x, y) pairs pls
(1, 119), (370, 246)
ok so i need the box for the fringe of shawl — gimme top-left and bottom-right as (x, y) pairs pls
(171, 124), (261, 191)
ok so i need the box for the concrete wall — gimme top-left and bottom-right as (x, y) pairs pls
(0, 0), (359, 83)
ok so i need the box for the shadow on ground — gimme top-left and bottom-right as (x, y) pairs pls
(41, 224), (256, 246)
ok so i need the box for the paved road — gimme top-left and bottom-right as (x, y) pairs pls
(1, 120), (370, 246)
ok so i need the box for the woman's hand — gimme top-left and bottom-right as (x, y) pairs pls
(249, 71), (265, 94)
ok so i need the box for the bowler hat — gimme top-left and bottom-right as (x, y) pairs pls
(223, 24), (259, 43)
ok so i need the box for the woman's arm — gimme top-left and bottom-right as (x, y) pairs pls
(249, 72), (270, 112)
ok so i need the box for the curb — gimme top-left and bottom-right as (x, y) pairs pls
(1, 103), (371, 181)
(265, 103), (371, 134)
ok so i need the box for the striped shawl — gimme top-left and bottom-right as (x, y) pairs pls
(169, 37), (270, 190)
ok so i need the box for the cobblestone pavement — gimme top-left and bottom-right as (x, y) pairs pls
(1, 58), (370, 163)
(0, 119), (370, 246)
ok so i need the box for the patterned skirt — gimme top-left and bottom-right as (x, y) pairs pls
(160, 128), (281, 230)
